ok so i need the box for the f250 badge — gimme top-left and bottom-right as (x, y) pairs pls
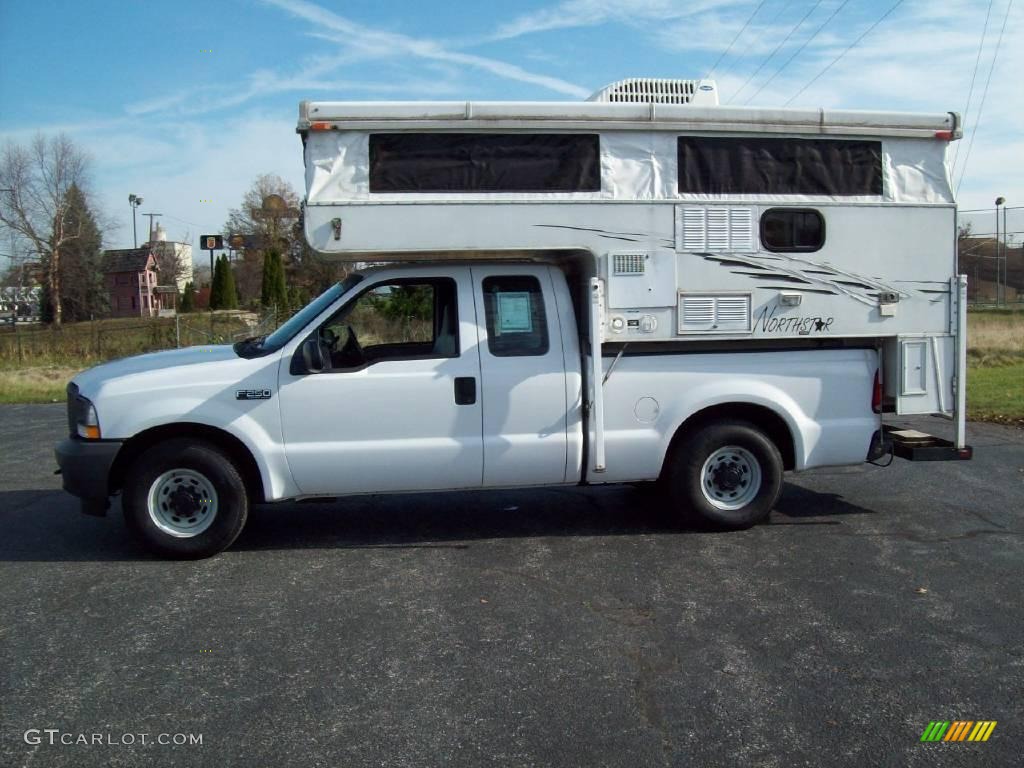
(236, 389), (272, 401)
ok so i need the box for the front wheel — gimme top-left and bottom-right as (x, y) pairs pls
(664, 421), (783, 529)
(122, 439), (249, 559)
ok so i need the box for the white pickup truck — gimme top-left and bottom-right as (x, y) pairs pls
(56, 261), (885, 558)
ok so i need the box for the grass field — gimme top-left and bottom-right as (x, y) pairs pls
(965, 308), (1024, 424)
(1, 308), (1021, 423)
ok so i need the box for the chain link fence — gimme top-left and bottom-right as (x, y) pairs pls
(0, 307), (300, 368)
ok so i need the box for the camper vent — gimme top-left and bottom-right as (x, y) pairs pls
(678, 294), (752, 334)
(613, 253), (646, 276)
(588, 78), (719, 106)
(676, 206), (755, 252)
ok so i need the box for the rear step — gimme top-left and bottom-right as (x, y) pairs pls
(883, 425), (973, 461)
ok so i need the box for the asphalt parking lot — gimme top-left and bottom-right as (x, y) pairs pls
(1, 404), (1022, 767)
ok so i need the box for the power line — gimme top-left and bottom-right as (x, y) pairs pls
(743, 0), (851, 105)
(785, 0), (906, 106)
(951, 0), (997, 175)
(704, 0), (771, 80)
(161, 212), (220, 231)
(958, 206), (1024, 214)
(719, 0), (798, 96)
(955, 0), (1014, 196)
(729, 0), (826, 104)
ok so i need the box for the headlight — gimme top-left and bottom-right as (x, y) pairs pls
(75, 397), (101, 440)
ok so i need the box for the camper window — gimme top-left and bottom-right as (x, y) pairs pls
(760, 208), (825, 252)
(368, 133), (601, 193)
(482, 276), (549, 357)
(678, 137), (882, 196)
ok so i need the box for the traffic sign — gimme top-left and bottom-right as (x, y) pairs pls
(201, 234), (223, 251)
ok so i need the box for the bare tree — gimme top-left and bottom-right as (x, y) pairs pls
(0, 133), (91, 325)
(224, 174), (302, 305)
(150, 226), (193, 291)
(224, 173), (301, 246)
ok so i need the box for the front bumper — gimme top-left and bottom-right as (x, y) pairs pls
(54, 438), (123, 516)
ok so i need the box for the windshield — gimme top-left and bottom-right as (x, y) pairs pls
(258, 274), (364, 353)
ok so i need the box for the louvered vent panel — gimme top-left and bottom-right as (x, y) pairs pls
(706, 209), (730, 251)
(613, 253), (646, 275)
(678, 294), (752, 334)
(680, 297), (716, 330)
(676, 206), (755, 252)
(716, 296), (751, 326)
(588, 78), (699, 104)
(728, 208), (754, 251)
(681, 208), (707, 250)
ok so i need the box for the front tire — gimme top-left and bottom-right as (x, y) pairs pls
(122, 439), (249, 559)
(665, 421), (783, 529)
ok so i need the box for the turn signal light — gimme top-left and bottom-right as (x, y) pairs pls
(77, 424), (101, 440)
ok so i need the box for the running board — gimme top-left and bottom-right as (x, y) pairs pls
(883, 426), (973, 461)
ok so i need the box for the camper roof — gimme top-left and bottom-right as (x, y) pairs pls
(299, 101), (960, 141)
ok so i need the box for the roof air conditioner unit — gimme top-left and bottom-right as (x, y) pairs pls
(587, 78), (719, 106)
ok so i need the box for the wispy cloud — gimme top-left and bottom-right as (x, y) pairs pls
(491, 0), (739, 40)
(262, 0), (591, 98)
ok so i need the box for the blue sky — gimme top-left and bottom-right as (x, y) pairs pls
(1, 0), (1020, 257)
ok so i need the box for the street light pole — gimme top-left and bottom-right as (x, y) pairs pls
(1003, 202), (1009, 304)
(995, 197), (1005, 305)
(128, 194), (143, 248)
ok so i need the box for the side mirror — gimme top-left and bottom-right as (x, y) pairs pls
(301, 337), (325, 373)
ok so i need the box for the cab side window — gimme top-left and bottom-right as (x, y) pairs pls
(482, 276), (549, 357)
(318, 278), (458, 369)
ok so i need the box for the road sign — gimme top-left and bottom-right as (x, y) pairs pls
(201, 234), (223, 251)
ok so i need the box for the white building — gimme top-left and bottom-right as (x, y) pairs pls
(149, 224), (193, 292)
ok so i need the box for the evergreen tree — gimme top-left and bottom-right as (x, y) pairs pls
(209, 256), (225, 310)
(59, 183), (107, 321)
(261, 249), (288, 309)
(220, 256), (238, 310)
(179, 281), (195, 313)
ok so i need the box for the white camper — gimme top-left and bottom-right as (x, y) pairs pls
(55, 80), (971, 559)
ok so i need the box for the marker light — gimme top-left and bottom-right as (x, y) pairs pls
(76, 400), (101, 440)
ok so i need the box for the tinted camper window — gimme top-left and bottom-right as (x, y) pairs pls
(369, 133), (601, 193)
(678, 137), (883, 196)
(760, 208), (825, 252)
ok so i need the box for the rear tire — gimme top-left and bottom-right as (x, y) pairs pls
(122, 439), (249, 559)
(665, 421), (783, 529)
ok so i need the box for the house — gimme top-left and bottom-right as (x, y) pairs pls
(103, 248), (162, 318)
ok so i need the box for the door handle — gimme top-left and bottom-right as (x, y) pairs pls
(454, 376), (476, 405)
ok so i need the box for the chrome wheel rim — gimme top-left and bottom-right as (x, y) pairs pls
(147, 469), (218, 537)
(700, 446), (761, 511)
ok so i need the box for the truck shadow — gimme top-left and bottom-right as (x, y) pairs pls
(0, 482), (875, 561)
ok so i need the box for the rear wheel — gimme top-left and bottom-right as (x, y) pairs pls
(122, 439), (249, 559)
(665, 421), (783, 529)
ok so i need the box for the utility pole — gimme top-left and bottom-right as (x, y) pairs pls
(141, 213), (162, 246)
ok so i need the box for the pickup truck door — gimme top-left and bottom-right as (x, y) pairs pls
(470, 265), (570, 486)
(277, 268), (483, 495)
